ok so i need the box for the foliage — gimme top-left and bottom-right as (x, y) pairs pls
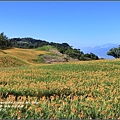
(0, 32), (12, 49)
(64, 47), (83, 59)
(0, 60), (120, 119)
(80, 53), (99, 60)
(33, 54), (45, 63)
(10, 37), (49, 49)
(107, 45), (120, 58)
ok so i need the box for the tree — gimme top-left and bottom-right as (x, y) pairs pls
(107, 45), (120, 58)
(0, 32), (11, 49)
(89, 53), (99, 60)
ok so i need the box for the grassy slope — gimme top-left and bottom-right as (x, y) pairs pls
(0, 46), (68, 67)
(0, 59), (120, 119)
(35, 45), (68, 63)
(0, 48), (50, 67)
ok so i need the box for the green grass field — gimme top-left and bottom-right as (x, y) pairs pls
(0, 48), (120, 119)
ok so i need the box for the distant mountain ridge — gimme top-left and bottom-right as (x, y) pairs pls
(81, 43), (119, 59)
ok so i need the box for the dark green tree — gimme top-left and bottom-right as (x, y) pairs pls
(0, 32), (12, 49)
(107, 46), (120, 58)
(89, 53), (99, 60)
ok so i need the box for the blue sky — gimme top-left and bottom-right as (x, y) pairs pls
(0, 2), (120, 48)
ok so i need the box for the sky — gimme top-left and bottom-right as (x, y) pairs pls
(0, 1), (120, 49)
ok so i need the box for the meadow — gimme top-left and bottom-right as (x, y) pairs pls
(0, 48), (120, 119)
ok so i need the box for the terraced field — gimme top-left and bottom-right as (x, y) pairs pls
(0, 48), (120, 119)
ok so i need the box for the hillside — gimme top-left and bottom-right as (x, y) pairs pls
(0, 33), (99, 61)
(9, 37), (99, 60)
(0, 46), (71, 67)
(0, 49), (28, 67)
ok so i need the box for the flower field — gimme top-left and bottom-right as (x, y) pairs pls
(0, 59), (120, 119)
